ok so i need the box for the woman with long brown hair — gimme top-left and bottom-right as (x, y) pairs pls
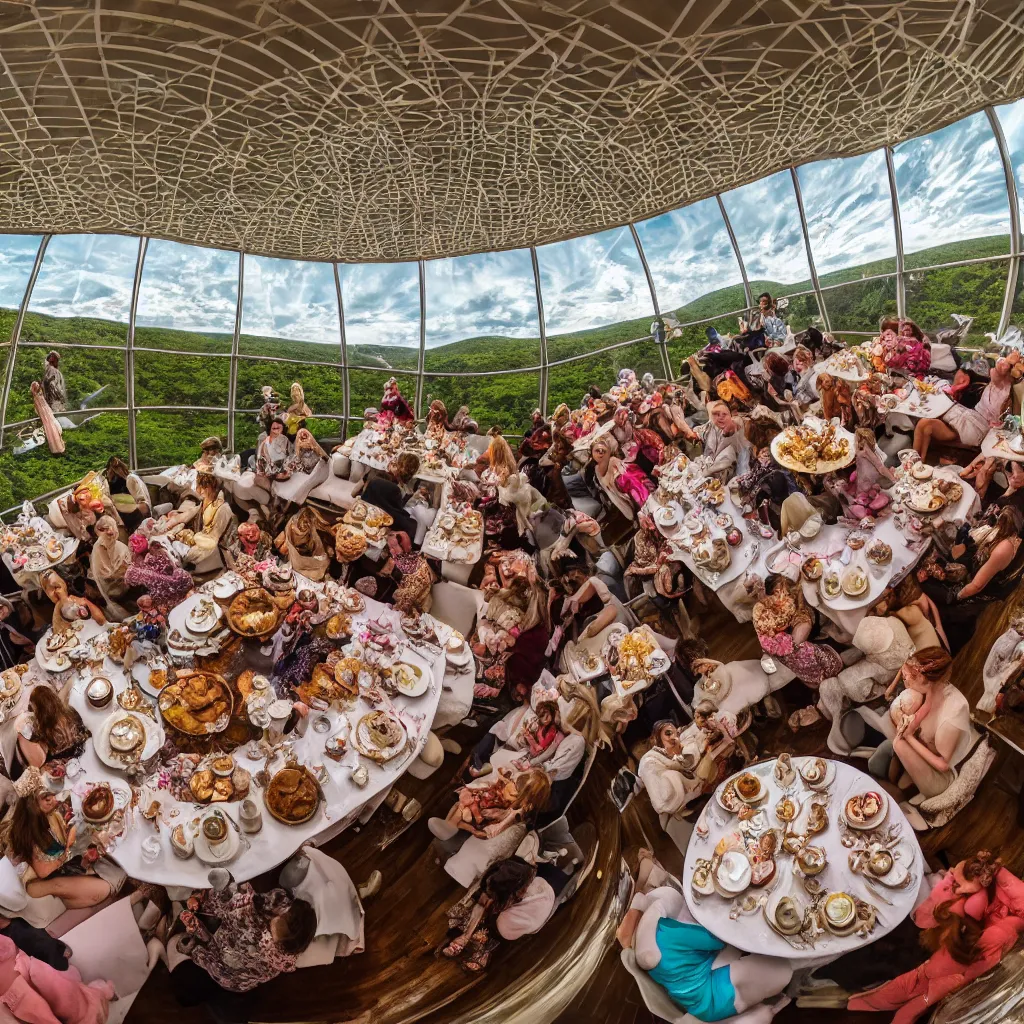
(274, 505), (334, 581)
(13, 686), (90, 781)
(7, 769), (114, 908)
(849, 850), (1024, 1021)
(879, 647), (973, 800)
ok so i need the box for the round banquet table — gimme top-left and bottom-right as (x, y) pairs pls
(770, 423), (857, 475)
(42, 586), (445, 887)
(684, 756), (922, 963)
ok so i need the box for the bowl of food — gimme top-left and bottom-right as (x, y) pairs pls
(226, 588), (283, 638)
(159, 672), (233, 735)
(796, 846), (827, 876)
(715, 851), (752, 894)
(170, 823), (194, 859)
(211, 755), (235, 778)
(911, 462), (933, 481)
(841, 566), (869, 597)
(725, 528), (743, 547)
(265, 765), (322, 826)
(821, 570), (842, 599)
(847, 531), (868, 550)
(775, 796), (798, 823)
(734, 772), (763, 803)
(82, 784), (115, 823)
(655, 506), (680, 529)
(868, 849), (894, 877)
(866, 540), (892, 565)
(86, 676), (113, 709)
(799, 757), (828, 785)
(802, 556), (824, 582)
(824, 892), (856, 930)
(446, 632), (465, 653)
(108, 715), (145, 754)
(845, 790), (886, 829)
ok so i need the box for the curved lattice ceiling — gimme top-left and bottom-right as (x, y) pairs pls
(0, 1), (1021, 262)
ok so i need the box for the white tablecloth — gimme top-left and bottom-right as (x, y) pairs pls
(40, 588), (446, 887)
(982, 428), (1024, 464)
(889, 389), (952, 420)
(684, 756), (922, 961)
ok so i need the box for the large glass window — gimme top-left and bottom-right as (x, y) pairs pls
(720, 171), (812, 293)
(20, 234), (138, 348)
(535, 226), (654, 362)
(0, 235), (44, 395)
(423, 249), (540, 372)
(798, 151), (898, 282)
(0, 414), (129, 511)
(239, 256), (340, 358)
(547, 342), (663, 416)
(633, 198), (745, 320)
(135, 240), (238, 353)
(135, 352), (230, 408)
(422, 373), (540, 435)
(820, 278), (898, 333)
(893, 112), (1012, 269)
(995, 98), (1024, 243)
(234, 359), (342, 440)
(905, 261), (1008, 344)
(134, 411), (228, 469)
(337, 262), (420, 371)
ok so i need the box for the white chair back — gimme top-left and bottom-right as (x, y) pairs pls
(429, 581), (483, 637)
(619, 947), (697, 1024)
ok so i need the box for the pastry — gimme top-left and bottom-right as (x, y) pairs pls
(82, 785), (114, 822)
(265, 766), (320, 825)
(227, 588), (281, 636)
(159, 673), (232, 735)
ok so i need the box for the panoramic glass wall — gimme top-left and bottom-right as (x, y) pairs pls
(0, 99), (1022, 509)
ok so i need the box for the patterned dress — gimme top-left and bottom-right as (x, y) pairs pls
(188, 885), (297, 993)
(752, 583), (842, 687)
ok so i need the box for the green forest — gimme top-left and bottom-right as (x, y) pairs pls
(0, 234), (1017, 512)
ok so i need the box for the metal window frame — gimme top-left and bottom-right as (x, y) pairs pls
(4, 96), (1024, 497)
(988, 105), (1022, 336)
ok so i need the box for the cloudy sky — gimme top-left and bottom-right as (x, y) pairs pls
(0, 100), (1021, 350)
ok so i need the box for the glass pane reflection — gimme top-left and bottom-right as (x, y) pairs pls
(633, 198), (745, 319)
(337, 262), (420, 371)
(535, 226), (653, 362)
(720, 171), (811, 290)
(240, 255), (340, 357)
(798, 151), (897, 279)
(893, 112), (1012, 268)
(423, 249), (540, 371)
(135, 240), (238, 352)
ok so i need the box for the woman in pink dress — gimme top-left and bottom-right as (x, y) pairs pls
(849, 850), (1024, 1023)
(30, 382), (63, 455)
(0, 933), (112, 1024)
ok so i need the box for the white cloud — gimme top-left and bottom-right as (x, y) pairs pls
(242, 255), (339, 345)
(0, 234), (42, 309)
(536, 226), (652, 336)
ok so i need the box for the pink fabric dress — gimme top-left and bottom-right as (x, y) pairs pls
(31, 384), (64, 455)
(848, 867), (1024, 1023)
(615, 463), (654, 509)
(0, 937), (112, 1024)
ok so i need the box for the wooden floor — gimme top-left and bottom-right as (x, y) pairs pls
(125, 590), (1024, 1024)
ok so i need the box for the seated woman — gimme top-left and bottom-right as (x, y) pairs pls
(760, 352), (798, 413)
(360, 451), (421, 541)
(38, 571), (105, 634)
(471, 551), (550, 702)
(751, 575), (842, 687)
(284, 382), (312, 438)
(618, 880), (792, 1022)
(123, 532), (194, 613)
(176, 473), (235, 569)
(274, 506), (333, 582)
(89, 514), (132, 621)
(872, 648), (975, 816)
(791, 344), (819, 405)
(254, 417), (292, 481)
(637, 720), (712, 850)
(816, 372), (855, 429)
(277, 428), (328, 504)
(872, 576), (946, 652)
(8, 769), (115, 909)
(173, 882), (316, 1002)
(440, 857), (552, 972)
(429, 770), (552, 889)
(915, 356), (1011, 466)
(881, 319), (931, 377)
(13, 686), (90, 782)
(840, 428), (894, 520)
(192, 435), (223, 471)
(693, 402), (751, 481)
(919, 505), (1024, 650)
(478, 436), (521, 546)
(849, 850), (1024, 1023)
(590, 436), (652, 521)
(381, 531), (434, 615)
(103, 455), (150, 524)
